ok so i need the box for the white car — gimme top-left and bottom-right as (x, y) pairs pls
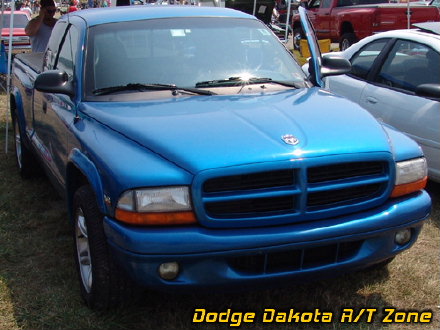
(304, 23), (440, 182)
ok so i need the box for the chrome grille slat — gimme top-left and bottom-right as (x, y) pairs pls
(203, 169), (294, 193)
(307, 183), (383, 208)
(205, 196), (296, 217)
(308, 162), (385, 183)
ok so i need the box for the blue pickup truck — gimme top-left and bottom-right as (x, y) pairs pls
(10, 6), (431, 310)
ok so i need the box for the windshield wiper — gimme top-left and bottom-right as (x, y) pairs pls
(195, 77), (302, 88)
(92, 83), (216, 96)
(195, 77), (244, 88)
(246, 77), (303, 89)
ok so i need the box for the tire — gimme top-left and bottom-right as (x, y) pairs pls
(73, 185), (140, 310)
(293, 27), (304, 51)
(339, 33), (357, 51)
(12, 113), (36, 179)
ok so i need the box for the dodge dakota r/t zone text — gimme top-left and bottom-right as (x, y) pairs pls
(10, 6), (431, 310)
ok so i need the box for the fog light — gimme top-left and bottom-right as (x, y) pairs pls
(158, 262), (179, 280)
(395, 229), (412, 245)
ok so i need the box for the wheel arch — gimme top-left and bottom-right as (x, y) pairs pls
(292, 20), (302, 30)
(340, 21), (355, 37)
(9, 88), (25, 133)
(66, 149), (106, 224)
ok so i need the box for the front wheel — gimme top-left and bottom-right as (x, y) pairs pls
(339, 33), (357, 51)
(73, 185), (140, 310)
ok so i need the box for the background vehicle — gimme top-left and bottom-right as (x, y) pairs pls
(291, 0), (440, 50)
(11, 6), (430, 310)
(309, 22), (440, 182)
(1, 11), (31, 52)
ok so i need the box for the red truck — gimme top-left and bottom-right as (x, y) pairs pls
(292, 0), (440, 50)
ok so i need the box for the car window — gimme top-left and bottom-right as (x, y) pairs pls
(375, 40), (440, 92)
(337, 0), (354, 7)
(1, 13), (29, 28)
(321, 0), (332, 7)
(85, 17), (306, 97)
(56, 25), (79, 79)
(43, 21), (69, 71)
(349, 39), (389, 80)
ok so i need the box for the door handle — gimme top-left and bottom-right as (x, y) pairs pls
(42, 102), (47, 114)
(366, 96), (378, 104)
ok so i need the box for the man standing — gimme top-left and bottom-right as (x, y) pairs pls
(25, 0), (58, 52)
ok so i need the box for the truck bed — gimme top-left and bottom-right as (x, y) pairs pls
(14, 52), (44, 74)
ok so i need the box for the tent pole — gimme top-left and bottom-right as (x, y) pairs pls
(284, 0), (292, 43)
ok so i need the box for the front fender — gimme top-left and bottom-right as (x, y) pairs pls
(67, 148), (106, 215)
(382, 124), (424, 162)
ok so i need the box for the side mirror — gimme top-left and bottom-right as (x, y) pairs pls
(415, 84), (440, 99)
(34, 70), (75, 97)
(321, 54), (351, 78)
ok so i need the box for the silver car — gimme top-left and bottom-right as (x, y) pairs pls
(308, 23), (440, 182)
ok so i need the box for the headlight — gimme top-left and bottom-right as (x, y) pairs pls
(395, 158), (427, 185)
(391, 158), (427, 198)
(115, 187), (196, 225)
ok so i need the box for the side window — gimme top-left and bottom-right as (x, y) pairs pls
(56, 25), (79, 79)
(376, 40), (440, 92)
(43, 21), (69, 71)
(337, 0), (354, 7)
(321, 0), (332, 7)
(349, 39), (389, 80)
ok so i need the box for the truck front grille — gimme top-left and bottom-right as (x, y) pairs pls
(196, 159), (391, 227)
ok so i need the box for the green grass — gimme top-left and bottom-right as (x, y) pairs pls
(0, 92), (439, 329)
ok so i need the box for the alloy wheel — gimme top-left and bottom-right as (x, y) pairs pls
(75, 208), (93, 293)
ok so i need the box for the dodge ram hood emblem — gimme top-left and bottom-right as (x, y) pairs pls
(282, 134), (299, 145)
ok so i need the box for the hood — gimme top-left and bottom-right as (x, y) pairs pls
(80, 88), (391, 174)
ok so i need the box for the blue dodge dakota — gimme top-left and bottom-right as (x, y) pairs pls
(10, 6), (431, 309)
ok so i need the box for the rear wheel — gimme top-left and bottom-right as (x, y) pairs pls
(293, 27), (304, 51)
(339, 33), (357, 51)
(73, 185), (140, 310)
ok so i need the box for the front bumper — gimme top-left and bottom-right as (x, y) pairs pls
(104, 190), (431, 290)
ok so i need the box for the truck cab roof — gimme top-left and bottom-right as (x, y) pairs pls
(66, 6), (255, 27)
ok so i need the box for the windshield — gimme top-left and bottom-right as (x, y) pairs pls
(85, 17), (306, 98)
(1, 14), (29, 29)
